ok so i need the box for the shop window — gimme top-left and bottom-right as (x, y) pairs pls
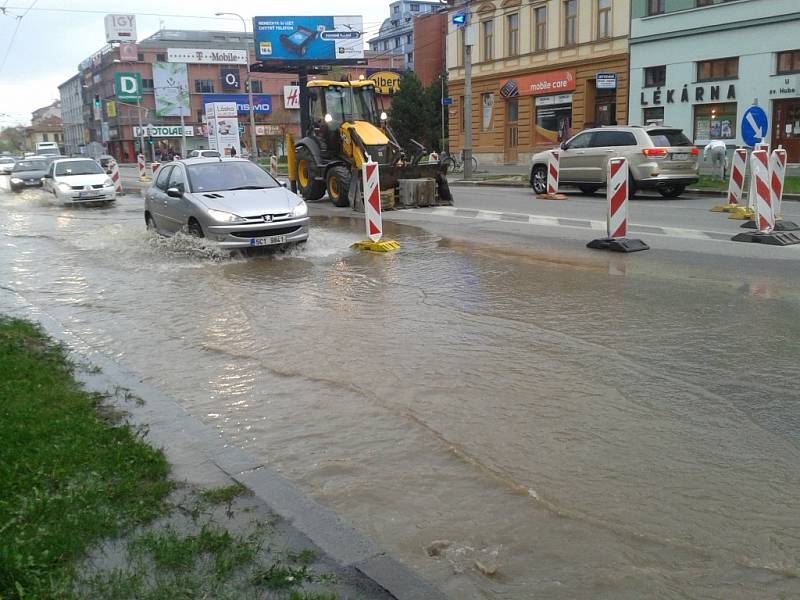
(482, 93), (495, 130)
(597, 0), (611, 39)
(507, 13), (519, 57)
(697, 57), (738, 82)
(195, 80), (214, 93)
(482, 20), (494, 61)
(777, 50), (800, 75)
(142, 78), (154, 90)
(534, 6), (547, 52)
(643, 106), (665, 125)
(647, 0), (665, 16)
(563, 0), (577, 46)
(591, 130), (636, 147)
(694, 103), (736, 140)
(644, 66), (666, 88)
(534, 93), (573, 145)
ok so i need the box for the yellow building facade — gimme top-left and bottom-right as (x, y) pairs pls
(446, 0), (629, 165)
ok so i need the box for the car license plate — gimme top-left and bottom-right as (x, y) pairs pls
(78, 191), (95, 198)
(250, 234), (287, 246)
(671, 153), (689, 160)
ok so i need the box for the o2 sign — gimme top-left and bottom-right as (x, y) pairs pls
(105, 14), (137, 43)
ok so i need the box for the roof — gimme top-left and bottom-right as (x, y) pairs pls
(139, 29), (254, 49)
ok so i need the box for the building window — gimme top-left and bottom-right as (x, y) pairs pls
(247, 80), (263, 93)
(643, 106), (665, 125)
(777, 50), (800, 74)
(395, 37), (401, 48)
(410, 3), (419, 11)
(142, 78), (154, 90)
(137, 52), (144, 61)
(534, 6), (547, 52)
(507, 13), (519, 57)
(195, 80), (214, 93)
(535, 93), (573, 145)
(197, 110), (204, 123)
(643, 65), (666, 87)
(564, 0), (577, 47)
(647, 0), (665, 15)
(597, 0), (611, 39)
(42, 133), (49, 142)
(156, 53), (166, 62)
(694, 102), (736, 140)
(697, 57), (739, 82)
(407, 33), (412, 44)
(407, 52), (413, 63)
(481, 92), (494, 130)
(482, 20), (494, 61)
(393, 5), (399, 14)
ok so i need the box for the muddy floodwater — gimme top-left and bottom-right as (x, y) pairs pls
(2, 189), (800, 599)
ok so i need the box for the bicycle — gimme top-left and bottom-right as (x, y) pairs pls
(440, 150), (478, 174)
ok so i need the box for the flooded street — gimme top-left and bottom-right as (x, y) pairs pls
(2, 189), (800, 599)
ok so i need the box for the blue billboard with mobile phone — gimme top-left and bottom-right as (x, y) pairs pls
(253, 16), (364, 62)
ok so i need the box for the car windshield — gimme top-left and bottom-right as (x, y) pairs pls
(0, 158), (14, 164)
(648, 130), (692, 147)
(324, 85), (379, 124)
(190, 150), (220, 158)
(38, 148), (60, 156)
(186, 161), (279, 193)
(55, 160), (103, 176)
(13, 160), (47, 171)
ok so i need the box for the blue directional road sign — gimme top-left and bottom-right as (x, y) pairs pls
(741, 105), (769, 147)
(452, 13), (466, 26)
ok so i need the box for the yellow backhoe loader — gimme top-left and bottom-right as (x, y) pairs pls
(293, 79), (452, 209)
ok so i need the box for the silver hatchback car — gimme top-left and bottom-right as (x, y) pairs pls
(530, 125), (699, 198)
(144, 158), (309, 248)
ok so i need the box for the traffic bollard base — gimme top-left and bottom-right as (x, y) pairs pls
(351, 239), (401, 252)
(731, 231), (800, 246)
(587, 237), (650, 253)
(728, 206), (754, 220)
(740, 220), (757, 229)
(774, 220), (800, 232)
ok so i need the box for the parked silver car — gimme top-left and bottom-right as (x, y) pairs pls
(144, 158), (309, 248)
(530, 125), (699, 198)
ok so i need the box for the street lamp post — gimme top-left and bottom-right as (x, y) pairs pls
(215, 12), (258, 161)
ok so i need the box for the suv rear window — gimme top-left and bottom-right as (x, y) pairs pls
(591, 131), (638, 147)
(648, 129), (692, 147)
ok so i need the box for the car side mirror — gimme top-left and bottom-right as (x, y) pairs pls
(280, 181), (288, 188)
(166, 187), (183, 198)
(560, 142), (567, 150)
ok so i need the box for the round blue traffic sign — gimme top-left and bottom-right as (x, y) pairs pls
(741, 105), (769, 147)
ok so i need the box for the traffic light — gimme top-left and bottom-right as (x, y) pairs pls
(94, 95), (101, 110)
(148, 136), (154, 145)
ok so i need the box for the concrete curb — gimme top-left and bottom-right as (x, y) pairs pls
(3, 295), (446, 600)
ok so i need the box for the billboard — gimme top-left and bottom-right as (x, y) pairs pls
(205, 102), (241, 157)
(253, 16), (364, 62)
(114, 72), (142, 102)
(167, 48), (248, 65)
(220, 67), (241, 90)
(153, 62), (190, 117)
(202, 94), (272, 115)
(105, 14), (137, 43)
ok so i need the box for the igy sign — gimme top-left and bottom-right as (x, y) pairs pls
(115, 72), (142, 101)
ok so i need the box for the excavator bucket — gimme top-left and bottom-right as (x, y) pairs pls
(378, 163), (453, 207)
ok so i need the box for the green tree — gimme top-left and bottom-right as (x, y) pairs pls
(389, 71), (449, 153)
(0, 126), (26, 153)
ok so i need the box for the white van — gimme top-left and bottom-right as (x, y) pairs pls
(35, 142), (61, 158)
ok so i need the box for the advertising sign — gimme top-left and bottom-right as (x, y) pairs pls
(114, 72), (142, 102)
(283, 85), (300, 109)
(134, 125), (195, 137)
(595, 72), (617, 90)
(368, 70), (401, 95)
(119, 42), (138, 62)
(253, 16), (364, 62)
(105, 100), (117, 119)
(167, 48), (248, 65)
(221, 67), (241, 90)
(105, 14), (137, 43)
(500, 69), (576, 97)
(202, 94), (272, 115)
(205, 102), (241, 157)
(153, 62), (190, 117)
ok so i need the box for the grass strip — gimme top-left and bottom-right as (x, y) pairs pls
(693, 175), (800, 194)
(0, 317), (172, 599)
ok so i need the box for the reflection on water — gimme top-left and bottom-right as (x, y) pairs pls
(1, 192), (800, 599)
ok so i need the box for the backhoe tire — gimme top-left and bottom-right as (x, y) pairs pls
(295, 146), (326, 201)
(326, 165), (352, 207)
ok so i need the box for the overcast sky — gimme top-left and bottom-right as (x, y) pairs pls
(0, 0), (395, 126)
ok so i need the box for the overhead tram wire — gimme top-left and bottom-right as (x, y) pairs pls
(0, 0), (36, 75)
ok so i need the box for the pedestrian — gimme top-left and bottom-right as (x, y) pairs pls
(230, 147), (237, 158)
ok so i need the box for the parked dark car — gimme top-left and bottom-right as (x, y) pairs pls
(9, 159), (49, 192)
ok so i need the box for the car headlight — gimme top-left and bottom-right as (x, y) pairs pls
(207, 208), (246, 223)
(291, 201), (308, 218)
(58, 182), (72, 193)
(10, 177), (22, 184)
(103, 178), (114, 187)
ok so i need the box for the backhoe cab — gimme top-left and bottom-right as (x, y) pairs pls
(293, 79), (452, 208)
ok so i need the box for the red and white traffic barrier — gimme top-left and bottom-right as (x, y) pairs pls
(770, 147), (787, 218)
(750, 149), (773, 233)
(270, 155), (278, 178)
(137, 154), (146, 179)
(586, 157), (649, 252)
(362, 160), (382, 242)
(547, 150), (560, 194)
(726, 148), (747, 206)
(756, 142), (770, 153)
(151, 161), (161, 175)
(109, 160), (122, 194)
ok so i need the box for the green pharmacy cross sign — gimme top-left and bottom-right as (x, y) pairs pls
(115, 72), (143, 102)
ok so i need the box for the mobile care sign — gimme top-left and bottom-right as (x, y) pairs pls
(253, 16), (364, 62)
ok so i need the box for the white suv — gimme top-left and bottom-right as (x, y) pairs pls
(43, 158), (116, 204)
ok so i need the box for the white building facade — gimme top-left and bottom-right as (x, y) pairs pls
(368, 0), (441, 70)
(628, 0), (800, 162)
(58, 75), (86, 155)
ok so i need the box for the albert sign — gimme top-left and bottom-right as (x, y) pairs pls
(115, 72), (142, 102)
(368, 71), (401, 95)
(105, 14), (137, 43)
